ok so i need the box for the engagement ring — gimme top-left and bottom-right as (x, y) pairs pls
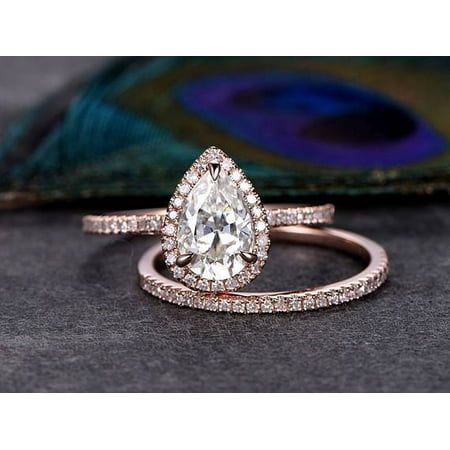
(84, 147), (335, 292)
(83, 146), (388, 310)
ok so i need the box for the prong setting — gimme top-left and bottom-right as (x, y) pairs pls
(208, 162), (221, 181)
(176, 253), (194, 267)
(240, 251), (258, 264)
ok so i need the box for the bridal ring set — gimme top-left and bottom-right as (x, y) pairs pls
(83, 147), (389, 314)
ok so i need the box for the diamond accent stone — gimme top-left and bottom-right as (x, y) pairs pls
(224, 278), (238, 290)
(252, 207), (262, 218)
(168, 210), (178, 220)
(230, 170), (241, 182)
(218, 299), (231, 312)
(240, 180), (251, 192)
(232, 300), (245, 313)
(221, 158), (233, 171)
(186, 172), (199, 184)
(173, 197), (183, 208)
(197, 279), (210, 290)
(261, 299), (273, 313)
(162, 239), (175, 251)
(163, 224), (176, 236)
(257, 235), (269, 247)
(256, 220), (266, 231)
(173, 267), (185, 279)
(165, 252), (177, 265)
(246, 194), (257, 205)
(179, 183), (191, 195)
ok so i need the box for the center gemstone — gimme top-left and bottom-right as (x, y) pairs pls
(177, 167), (254, 280)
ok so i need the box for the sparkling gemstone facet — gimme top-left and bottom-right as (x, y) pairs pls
(178, 168), (254, 280)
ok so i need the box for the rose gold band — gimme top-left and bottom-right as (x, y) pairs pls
(82, 204), (335, 235)
(138, 225), (389, 313)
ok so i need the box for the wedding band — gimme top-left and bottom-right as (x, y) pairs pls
(83, 204), (335, 236)
(138, 225), (389, 314)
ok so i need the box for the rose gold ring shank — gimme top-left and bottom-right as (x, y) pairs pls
(82, 204), (335, 236)
(138, 225), (389, 314)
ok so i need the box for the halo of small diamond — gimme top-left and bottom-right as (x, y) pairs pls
(161, 146), (271, 293)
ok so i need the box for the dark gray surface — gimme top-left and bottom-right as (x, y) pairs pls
(0, 204), (449, 392)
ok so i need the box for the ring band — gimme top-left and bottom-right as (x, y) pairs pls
(138, 225), (389, 313)
(83, 204), (335, 235)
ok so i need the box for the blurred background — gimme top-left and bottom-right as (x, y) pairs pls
(1, 57), (448, 207)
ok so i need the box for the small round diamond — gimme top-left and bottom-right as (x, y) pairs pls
(179, 183), (190, 195)
(165, 252), (177, 265)
(173, 267), (185, 279)
(168, 210), (178, 220)
(316, 293), (328, 308)
(120, 220), (128, 233)
(246, 194), (257, 205)
(221, 158), (233, 171)
(204, 298), (218, 311)
(240, 180), (251, 192)
(291, 297), (302, 311)
(256, 220), (266, 231)
(261, 299), (273, 313)
(304, 297), (315, 310)
(173, 197), (183, 208)
(257, 235), (269, 247)
(232, 300), (245, 313)
(253, 207), (262, 218)
(257, 248), (268, 259)
(163, 224), (176, 236)
(127, 217), (138, 232)
(357, 283), (366, 296)
(330, 291), (340, 305)
(211, 280), (225, 291)
(197, 279), (210, 291)
(162, 239), (175, 251)
(219, 299), (231, 312)
(246, 300), (260, 313)
(230, 170), (241, 182)
(274, 297), (288, 312)
(205, 147), (223, 162)
(238, 272), (250, 284)
(184, 274), (197, 287)
(187, 171), (199, 184)
(225, 278), (238, 291)
(145, 217), (160, 231)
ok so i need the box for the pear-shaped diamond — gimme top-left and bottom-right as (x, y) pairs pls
(178, 164), (253, 280)
(161, 147), (270, 292)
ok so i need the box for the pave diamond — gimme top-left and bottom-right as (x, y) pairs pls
(177, 164), (254, 281)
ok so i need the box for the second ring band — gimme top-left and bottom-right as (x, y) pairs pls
(138, 225), (389, 313)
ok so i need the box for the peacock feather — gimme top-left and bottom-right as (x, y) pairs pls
(0, 57), (448, 207)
